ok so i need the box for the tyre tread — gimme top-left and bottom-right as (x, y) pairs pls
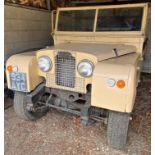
(107, 111), (130, 149)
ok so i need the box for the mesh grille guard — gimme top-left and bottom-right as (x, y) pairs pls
(55, 52), (76, 88)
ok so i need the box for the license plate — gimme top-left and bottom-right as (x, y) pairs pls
(9, 72), (27, 92)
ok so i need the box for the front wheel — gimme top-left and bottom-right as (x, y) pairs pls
(107, 111), (130, 149)
(14, 91), (48, 121)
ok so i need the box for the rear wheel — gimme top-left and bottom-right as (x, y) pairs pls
(14, 91), (48, 121)
(107, 111), (130, 149)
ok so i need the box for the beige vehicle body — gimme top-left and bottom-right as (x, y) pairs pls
(6, 3), (148, 114)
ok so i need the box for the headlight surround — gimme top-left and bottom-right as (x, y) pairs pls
(38, 56), (52, 72)
(77, 60), (94, 77)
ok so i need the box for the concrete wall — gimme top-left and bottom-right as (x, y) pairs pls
(4, 5), (52, 61)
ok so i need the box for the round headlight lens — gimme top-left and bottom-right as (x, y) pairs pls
(38, 56), (52, 72)
(78, 60), (94, 77)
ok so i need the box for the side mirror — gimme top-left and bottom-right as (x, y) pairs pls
(51, 10), (56, 35)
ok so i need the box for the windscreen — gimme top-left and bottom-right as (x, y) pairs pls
(57, 7), (144, 32)
(57, 10), (95, 31)
(96, 7), (143, 31)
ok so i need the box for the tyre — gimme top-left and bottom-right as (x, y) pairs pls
(107, 111), (130, 149)
(14, 91), (48, 121)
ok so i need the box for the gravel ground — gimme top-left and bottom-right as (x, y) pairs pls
(4, 73), (151, 155)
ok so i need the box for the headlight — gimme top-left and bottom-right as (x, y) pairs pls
(38, 56), (52, 72)
(78, 60), (94, 77)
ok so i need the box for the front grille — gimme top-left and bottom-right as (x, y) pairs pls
(55, 52), (76, 88)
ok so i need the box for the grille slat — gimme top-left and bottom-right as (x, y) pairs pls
(55, 52), (76, 88)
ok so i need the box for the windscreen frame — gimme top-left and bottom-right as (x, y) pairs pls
(55, 3), (148, 35)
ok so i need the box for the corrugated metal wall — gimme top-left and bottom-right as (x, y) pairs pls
(4, 5), (52, 61)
